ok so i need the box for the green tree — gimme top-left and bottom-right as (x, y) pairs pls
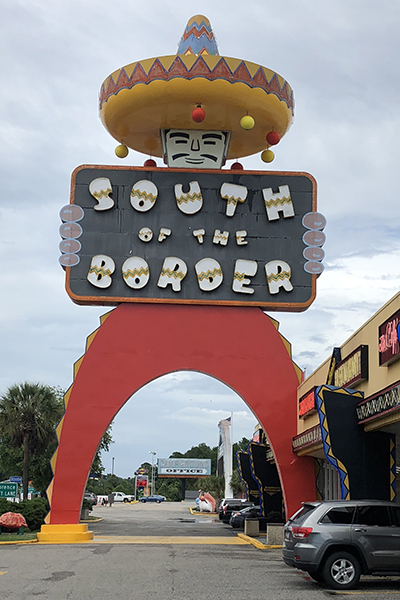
(90, 423), (114, 476)
(0, 383), (64, 499)
(170, 442), (218, 476)
(232, 437), (251, 469)
(230, 469), (246, 496)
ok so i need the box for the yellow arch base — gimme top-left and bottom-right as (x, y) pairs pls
(37, 524), (93, 543)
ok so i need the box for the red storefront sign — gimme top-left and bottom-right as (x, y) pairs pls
(379, 310), (400, 366)
(299, 387), (317, 418)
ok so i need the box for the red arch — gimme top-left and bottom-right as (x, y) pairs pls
(48, 304), (315, 524)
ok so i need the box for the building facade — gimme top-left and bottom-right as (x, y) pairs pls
(294, 291), (400, 502)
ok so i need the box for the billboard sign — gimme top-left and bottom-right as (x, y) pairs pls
(157, 458), (211, 477)
(298, 387), (317, 418)
(0, 482), (18, 498)
(9, 476), (22, 483)
(333, 345), (369, 388)
(136, 476), (148, 488)
(379, 309), (400, 366)
(60, 166), (323, 312)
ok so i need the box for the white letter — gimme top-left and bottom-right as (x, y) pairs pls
(232, 260), (257, 294)
(122, 257), (150, 289)
(89, 178), (114, 211)
(130, 180), (158, 212)
(236, 230), (248, 246)
(195, 258), (223, 291)
(157, 257), (187, 292)
(213, 230), (229, 246)
(262, 185), (294, 221)
(174, 181), (203, 214)
(87, 255), (115, 288)
(158, 228), (171, 242)
(193, 229), (205, 244)
(220, 182), (248, 217)
(138, 227), (153, 242)
(265, 260), (293, 294)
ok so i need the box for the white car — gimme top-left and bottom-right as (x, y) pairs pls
(112, 492), (134, 503)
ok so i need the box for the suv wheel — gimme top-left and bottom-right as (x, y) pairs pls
(322, 552), (361, 590)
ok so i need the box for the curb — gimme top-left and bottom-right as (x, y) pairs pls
(80, 518), (103, 523)
(0, 538), (38, 545)
(237, 533), (282, 550)
(189, 508), (218, 516)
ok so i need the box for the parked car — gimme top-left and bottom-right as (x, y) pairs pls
(83, 491), (97, 506)
(220, 499), (255, 524)
(112, 491), (135, 503)
(139, 494), (166, 503)
(218, 498), (252, 521)
(229, 505), (262, 528)
(283, 499), (400, 590)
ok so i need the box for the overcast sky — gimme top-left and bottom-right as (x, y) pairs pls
(1, 0), (399, 478)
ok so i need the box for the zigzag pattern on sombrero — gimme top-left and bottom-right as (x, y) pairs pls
(177, 14), (219, 55)
(99, 15), (295, 162)
(99, 56), (294, 112)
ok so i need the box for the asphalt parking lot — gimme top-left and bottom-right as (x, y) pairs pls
(1, 502), (400, 599)
(88, 500), (244, 538)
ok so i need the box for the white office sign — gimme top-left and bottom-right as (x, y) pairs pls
(157, 458), (211, 477)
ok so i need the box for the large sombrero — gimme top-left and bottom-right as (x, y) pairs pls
(99, 15), (294, 161)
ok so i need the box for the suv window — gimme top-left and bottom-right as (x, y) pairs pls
(389, 506), (400, 527)
(354, 505), (391, 527)
(289, 503), (317, 525)
(320, 506), (355, 524)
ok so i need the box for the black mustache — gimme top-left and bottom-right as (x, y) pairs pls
(172, 153), (218, 162)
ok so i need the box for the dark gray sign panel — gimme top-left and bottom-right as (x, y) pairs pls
(61, 166), (322, 311)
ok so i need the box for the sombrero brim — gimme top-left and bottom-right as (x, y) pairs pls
(99, 54), (294, 159)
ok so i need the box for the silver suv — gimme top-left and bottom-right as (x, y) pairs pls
(283, 500), (400, 590)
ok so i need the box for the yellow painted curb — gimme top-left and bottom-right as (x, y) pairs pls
(237, 533), (282, 550)
(91, 535), (249, 545)
(80, 518), (103, 523)
(0, 539), (38, 545)
(37, 523), (93, 543)
(189, 508), (218, 516)
(37, 536), (249, 545)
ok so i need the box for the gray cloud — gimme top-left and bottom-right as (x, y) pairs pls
(1, 0), (399, 475)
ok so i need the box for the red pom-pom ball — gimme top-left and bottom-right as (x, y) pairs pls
(230, 162), (244, 170)
(144, 159), (157, 167)
(266, 131), (280, 146)
(192, 106), (206, 123)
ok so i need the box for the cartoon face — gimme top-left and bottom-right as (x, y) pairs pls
(162, 129), (230, 169)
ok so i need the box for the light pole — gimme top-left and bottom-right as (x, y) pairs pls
(112, 457), (115, 476)
(149, 451), (156, 495)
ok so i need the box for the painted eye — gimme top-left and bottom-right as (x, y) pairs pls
(174, 139), (188, 144)
(203, 140), (216, 145)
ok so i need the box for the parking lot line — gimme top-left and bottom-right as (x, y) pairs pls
(89, 536), (250, 545)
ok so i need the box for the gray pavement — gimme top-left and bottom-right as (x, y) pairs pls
(89, 500), (237, 537)
(0, 502), (399, 599)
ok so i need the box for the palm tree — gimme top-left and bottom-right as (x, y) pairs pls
(0, 383), (64, 499)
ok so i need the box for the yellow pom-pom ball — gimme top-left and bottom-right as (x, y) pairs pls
(115, 144), (129, 158)
(240, 115), (255, 130)
(261, 149), (275, 163)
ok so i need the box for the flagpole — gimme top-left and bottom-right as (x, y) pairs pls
(231, 411), (233, 465)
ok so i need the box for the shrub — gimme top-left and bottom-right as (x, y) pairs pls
(0, 497), (49, 531)
(81, 498), (93, 512)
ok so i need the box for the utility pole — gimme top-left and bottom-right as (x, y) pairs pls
(149, 451), (156, 494)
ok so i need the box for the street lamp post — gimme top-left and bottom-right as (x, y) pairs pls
(112, 457), (115, 476)
(149, 451), (156, 495)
